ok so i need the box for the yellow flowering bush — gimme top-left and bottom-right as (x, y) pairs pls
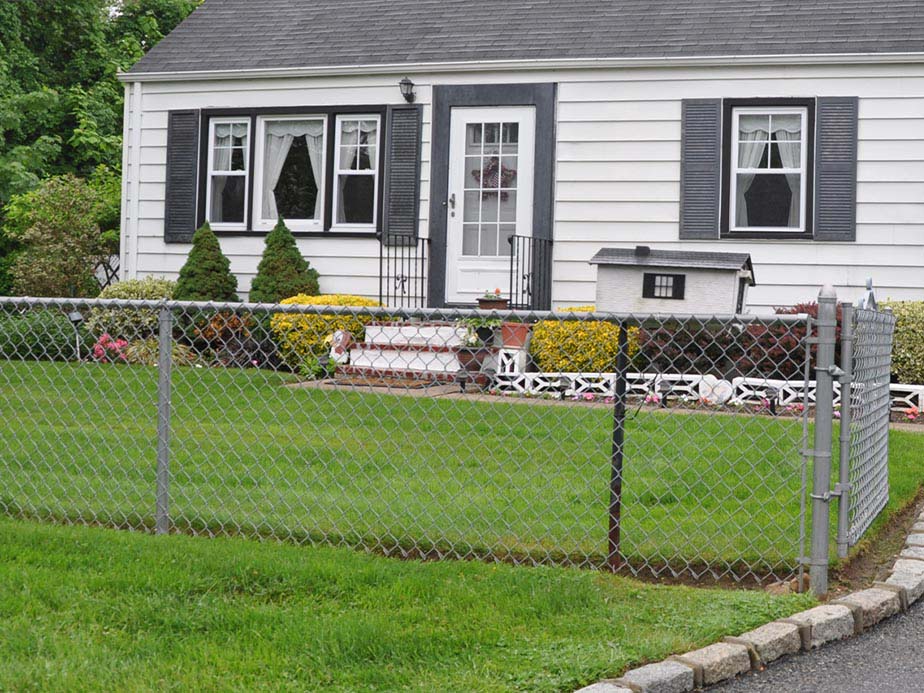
(529, 306), (640, 373)
(883, 301), (924, 384)
(270, 294), (381, 368)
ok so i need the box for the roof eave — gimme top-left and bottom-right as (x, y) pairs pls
(119, 50), (924, 82)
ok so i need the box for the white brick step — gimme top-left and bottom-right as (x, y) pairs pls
(365, 323), (467, 348)
(349, 346), (462, 374)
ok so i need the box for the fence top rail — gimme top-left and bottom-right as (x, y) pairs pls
(0, 295), (810, 325)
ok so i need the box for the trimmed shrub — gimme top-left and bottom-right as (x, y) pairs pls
(884, 301), (924, 384)
(85, 277), (176, 339)
(249, 218), (320, 303)
(271, 294), (381, 368)
(174, 223), (238, 302)
(0, 309), (88, 361)
(530, 306), (640, 373)
(123, 338), (200, 367)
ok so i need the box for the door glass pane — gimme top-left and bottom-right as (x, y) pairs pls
(499, 191), (517, 222)
(462, 224), (479, 256)
(466, 124), (482, 154)
(499, 224), (516, 255)
(463, 191), (480, 222)
(500, 156), (518, 188)
(484, 123), (500, 144)
(481, 191), (499, 224)
(465, 157), (481, 187)
(480, 224), (498, 257)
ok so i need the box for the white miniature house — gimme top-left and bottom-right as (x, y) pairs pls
(589, 246), (756, 315)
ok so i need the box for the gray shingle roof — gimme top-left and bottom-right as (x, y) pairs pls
(129, 0), (924, 75)
(590, 247), (755, 283)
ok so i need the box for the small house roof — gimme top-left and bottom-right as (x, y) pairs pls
(129, 0), (924, 76)
(590, 247), (755, 285)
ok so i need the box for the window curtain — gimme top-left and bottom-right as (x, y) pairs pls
(262, 120), (325, 221)
(735, 124), (768, 227)
(772, 115), (803, 228)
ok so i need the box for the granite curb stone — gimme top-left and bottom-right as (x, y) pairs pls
(614, 660), (695, 693)
(834, 588), (902, 631)
(730, 621), (802, 665)
(672, 642), (751, 687)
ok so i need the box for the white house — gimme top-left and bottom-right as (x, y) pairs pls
(119, 0), (924, 312)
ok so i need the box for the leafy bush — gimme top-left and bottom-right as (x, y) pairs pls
(4, 174), (111, 297)
(883, 301), (924, 384)
(85, 276), (176, 339)
(530, 306), (640, 373)
(0, 309), (88, 361)
(174, 223), (238, 302)
(249, 218), (320, 303)
(271, 294), (381, 369)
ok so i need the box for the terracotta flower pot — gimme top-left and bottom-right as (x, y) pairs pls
(477, 297), (509, 311)
(457, 347), (487, 371)
(500, 322), (531, 349)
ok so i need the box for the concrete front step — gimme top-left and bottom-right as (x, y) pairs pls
(365, 323), (468, 348)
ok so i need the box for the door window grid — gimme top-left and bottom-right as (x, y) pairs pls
(462, 121), (519, 257)
(206, 118), (250, 229)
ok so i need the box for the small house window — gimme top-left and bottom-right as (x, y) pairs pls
(253, 116), (327, 231)
(333, 115), (380, 226)
(206, 118), (250, 229)
(643, 273), (685, 300)
(730, 106), (808, 233)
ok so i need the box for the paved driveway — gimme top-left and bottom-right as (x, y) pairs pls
(712, 598), (924, 692)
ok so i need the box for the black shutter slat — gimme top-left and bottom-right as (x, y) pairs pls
(164, 109), (200, 243)
(814, 97), (858, 242)
(679, 99), (722, 240)
(382, 104), (422, 247)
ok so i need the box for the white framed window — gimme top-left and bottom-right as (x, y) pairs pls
(730, 107), (808, 233)
(332, 115), (380, 228)
(205, 118), (250, 230)
(252, 115), (327, 231)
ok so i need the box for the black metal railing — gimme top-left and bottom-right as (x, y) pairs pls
(378, 236), (429, 308)
(508, 234), (552, 311)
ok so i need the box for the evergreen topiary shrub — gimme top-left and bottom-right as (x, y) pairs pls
(883, 301), (924, 384)
(173, 223), (238, 302)
(85, 277), (176, 339)
(249, 218), (320, 303)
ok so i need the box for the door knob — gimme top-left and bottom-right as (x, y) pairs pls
(448, 193), (456, 217)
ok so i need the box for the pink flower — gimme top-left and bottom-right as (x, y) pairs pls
(583, 393), (596, 402)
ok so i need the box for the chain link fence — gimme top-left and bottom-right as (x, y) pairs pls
(842, 304), (897, 548)
(0, 296), (823, 585)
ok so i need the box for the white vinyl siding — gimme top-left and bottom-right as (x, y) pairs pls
(123, 63), (924, 308)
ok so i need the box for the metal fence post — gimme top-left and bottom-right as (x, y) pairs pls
(607, 321), (630, 572)
(155, 303), (174, 535)
(810, 285), (838, 596)
(836, 302), (855, 559)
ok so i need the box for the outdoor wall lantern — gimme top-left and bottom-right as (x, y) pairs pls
(68, 310), (84, 360)
(399, 77), (416, 103)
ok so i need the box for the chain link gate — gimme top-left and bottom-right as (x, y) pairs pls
(1, 296), (819, 585)
(836, 292), (897, 554)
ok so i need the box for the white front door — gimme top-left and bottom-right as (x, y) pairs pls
(445, 107), (536, 305)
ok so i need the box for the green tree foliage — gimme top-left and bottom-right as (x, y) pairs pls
(174, 224), (239, 302)
(5, 175), (112, 297)
(248, 219), (320, 303)
(0, 0), (200, 291)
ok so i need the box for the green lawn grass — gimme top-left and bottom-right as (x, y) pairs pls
(0, 517), (815, 692)
(0, 360), (921, 580)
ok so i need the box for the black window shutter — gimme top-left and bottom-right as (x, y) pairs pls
(642, 273), (656, 298)
(381, 104), (422, 247)
(164, 109), (201, 243)
(673, 274), (686, 300)
(679, 99), (722, 240)
(814, 97), (858, 242)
